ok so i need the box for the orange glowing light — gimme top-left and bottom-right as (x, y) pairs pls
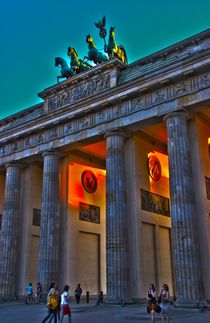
(148, 151), (169, 179)
(147, 155), (162, 181)
(148, 151), (169, 195)
(68, 163), (106, 207)
(81, 170), (98, 193)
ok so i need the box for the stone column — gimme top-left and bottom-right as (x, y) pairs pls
(0, 164), (22, 298)
(105, 132), (129, 302)
(37, 151), (60, 293)
(164, 112), (202, 303)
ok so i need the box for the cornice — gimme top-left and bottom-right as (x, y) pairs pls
(127, 28), (210, 68)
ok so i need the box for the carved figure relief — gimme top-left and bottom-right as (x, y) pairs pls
(199, 73), (210, 89)
(48, 74), (110, 111)
(64, 124), (74, 135)
(141, 189), (170, 217)
(79, 202), (100, 224)
(153, 90), (166, 104)
(175, 82), (187, 95)
(131, 96), (146, 112)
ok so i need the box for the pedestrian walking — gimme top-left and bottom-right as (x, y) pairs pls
(60, 285), (72, 323)
(158, 283), (171, 323)
(41, 283), (59, 323)
(35, 282), (42, 303)
(146, 283), (158, 323)
(74, 283), (82, 304)
(96, 291), (103, 306)
(25, 282), (33, 304)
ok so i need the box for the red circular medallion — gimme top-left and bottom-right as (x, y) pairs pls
(147, 155), (162, 181)
(81, 170), (98, 193)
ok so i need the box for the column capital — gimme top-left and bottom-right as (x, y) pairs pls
(5, 163), (24, 169)
(163, 111), (190, 123)
(104, 131), (128, 140)
(42, 149), (62, 158)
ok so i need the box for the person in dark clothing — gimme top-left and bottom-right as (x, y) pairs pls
(74, 284), (82, 304)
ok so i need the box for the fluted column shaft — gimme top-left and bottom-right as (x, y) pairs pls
(105, 132), (129, 301)
(165, 112), (202, 302)
(38, 151), (60, 293)
(0, 164), (22, 298)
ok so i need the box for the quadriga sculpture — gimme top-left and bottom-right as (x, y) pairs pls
(67, 47), (91, 73)
(95, 16), (128, 64)
(55, 57), (74, 83)
(84, 34), (108, 64)
(106, 26), (128, 64)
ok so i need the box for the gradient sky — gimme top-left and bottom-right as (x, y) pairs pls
(0, 0), (210, 120)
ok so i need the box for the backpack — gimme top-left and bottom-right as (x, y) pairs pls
(48, 292), (58, 310)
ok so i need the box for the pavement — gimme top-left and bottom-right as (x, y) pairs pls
(1, 300), (210, 322)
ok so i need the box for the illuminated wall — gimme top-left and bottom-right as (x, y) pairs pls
(67, 162), (106, 295)
(68, 162), (106, 207)
(129, 134), (172, 298)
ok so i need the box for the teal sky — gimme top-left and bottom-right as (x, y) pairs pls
(0, 0), (210, 120)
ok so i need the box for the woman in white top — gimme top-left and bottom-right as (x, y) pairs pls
(60, 285), (71, 323)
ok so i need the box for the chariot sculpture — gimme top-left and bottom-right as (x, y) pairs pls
(95, 16), (128, 64)
(55, 16), (128, 83)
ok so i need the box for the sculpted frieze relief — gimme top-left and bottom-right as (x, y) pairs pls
(24, 137), (31, 147)
(49, 128), (58, 139)
(78, 116), (91, 131)
(0, 71), (210, 159)
(130, 96), (146, 112)
(174, 81), (188, 96)
(11, 142), (18, 152)
(36, 133), (45, 144)
(64, 123), (75, 135)
(112, 103), (128, 118)
(199, 73), (210, 89)
(48, 73), (110, 112)
(95, 110), (107, 124)
(153, 89), (167, 104)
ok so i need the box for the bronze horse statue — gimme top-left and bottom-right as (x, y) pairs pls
(55, 57), (74, 83)
(67, 47), (92, 74)
(95, 16), (128, 64)
(106, 26), (128, 64)
(84, 34), (108, 64)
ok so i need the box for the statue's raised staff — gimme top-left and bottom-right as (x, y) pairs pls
(67, 47), (92, 74)
(55, 57), (74, 83)
(95, 16), (128, 64)
(84, 34), (108, 64)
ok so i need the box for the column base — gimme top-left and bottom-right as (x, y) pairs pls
(104, 297), (134, 306)
(0, 295), (17, 301)
(174, 298), (209, 311)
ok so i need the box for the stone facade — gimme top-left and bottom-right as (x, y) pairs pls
(0, 29), (209, 303)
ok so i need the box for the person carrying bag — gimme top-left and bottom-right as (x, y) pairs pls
(60, 285), (72, 323)
(146, 283), (158, 323)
